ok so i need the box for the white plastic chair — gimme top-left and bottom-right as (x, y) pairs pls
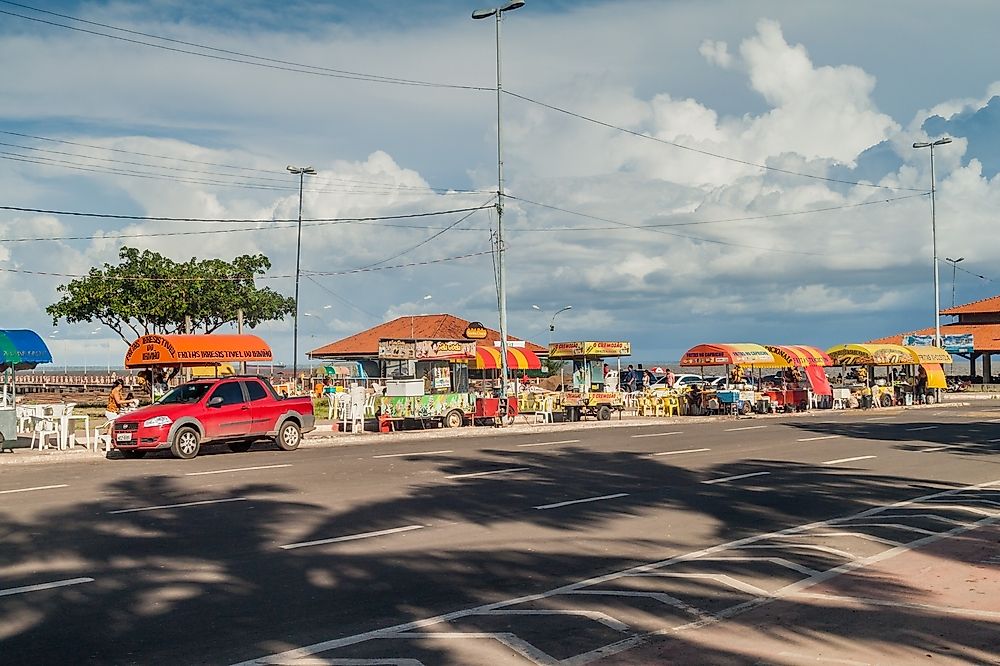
(30, 412), (60, 450)
(92, 421), (113, 453)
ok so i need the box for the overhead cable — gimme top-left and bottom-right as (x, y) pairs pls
(0, 3), (490, 91)
(503, 90), (927, 194)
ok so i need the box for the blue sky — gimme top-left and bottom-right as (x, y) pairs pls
(2, 0), (999, 369)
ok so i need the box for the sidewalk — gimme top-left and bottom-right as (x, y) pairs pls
(0, 401), (971, 467)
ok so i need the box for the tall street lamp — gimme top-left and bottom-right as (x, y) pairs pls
(945, 257), (964, 308)
(473, 0), (524, 400)
(912, 137), (951, 346)
(287, 164), (317, 389)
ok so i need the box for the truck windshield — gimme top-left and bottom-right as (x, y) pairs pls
(158, 383), (212, 405)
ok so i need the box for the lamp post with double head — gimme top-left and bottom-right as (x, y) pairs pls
(945, 256), (964, 308)
(287, 165), (317, 390)
(912, 138), (951, 346)
(473, 0), (524, 401)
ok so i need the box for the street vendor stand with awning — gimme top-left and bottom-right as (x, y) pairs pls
(549, 341), (631, 421)
(680, 343), (775, 414)
(758, 345), (834, 410)
(0, 329), (53, 441)
(472, 343), (541, 422)
(125, 334), (273, 399)
(826, 343), (951, 406)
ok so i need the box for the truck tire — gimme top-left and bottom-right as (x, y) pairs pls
(596, 405), (612, 421)
(171, 427), (201, 460)
(444, 410), (463, 429)
(276, 421), (302, 451)
(740, 401), (753, 415)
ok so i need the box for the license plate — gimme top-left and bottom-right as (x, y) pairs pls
(116, 433), (133, 442)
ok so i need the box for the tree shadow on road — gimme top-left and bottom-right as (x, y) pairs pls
(0, 444), (996, 665)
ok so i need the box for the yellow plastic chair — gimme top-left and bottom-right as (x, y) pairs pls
(663, 395), (680, 417)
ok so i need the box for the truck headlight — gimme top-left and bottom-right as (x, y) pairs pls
(143, 416), (173, 428)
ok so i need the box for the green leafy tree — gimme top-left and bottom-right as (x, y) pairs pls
(47, 247), (295, 343)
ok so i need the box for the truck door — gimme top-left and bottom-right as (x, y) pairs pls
(204, 380), (251, 439)
(242, 379), (274, 435)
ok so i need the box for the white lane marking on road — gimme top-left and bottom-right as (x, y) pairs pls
(446, 467), (529, 480)
(108, 497), (247, 514)
(652, 448), (710, 456)
(231, 480), (1000, 666)
(631, 432), (683, 438)
(0, 484), (68, 495)
(185, 464), (292, 476)
(822, 455), (876, 465)
(906, 426), (938, 432)
(988, 438), (1000, 443)
(919, 445), (955, 453)
(702, 471), (770, 485)
(0, 577), (94, 598)
(534, 493), (629, 511)
(373, 450), (453, 458)
(516, 439), (580, 447)
(865, 416), (894, 421)
(797, 435), (841, 442)
(281, 525), (424, 550)
(724, 425), (768, 432)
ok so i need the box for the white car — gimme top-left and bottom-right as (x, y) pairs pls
(648, 373), (711, 395)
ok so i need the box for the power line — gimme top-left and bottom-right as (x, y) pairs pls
(507, 195), (827, 257)
(0, 130), (483, 194)
(504, 89), (928, 194)
(0, 3), (490, 91)
(0, 138), (484, 196)
(354, 202), (493, 269)
(0, 203), (492, 225)
(0, 249), (493, 281)
(506, 192), (927, 230)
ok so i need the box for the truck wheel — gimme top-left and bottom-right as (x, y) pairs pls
(444, 410), (463, 428)
(596, 405), (612, 421)
(880, 394), (892, 407)
(276, 422), (301, 451)
(228, 440), (253, 453)
(740, 401), (753, 415)
(171, 427), (201, 460)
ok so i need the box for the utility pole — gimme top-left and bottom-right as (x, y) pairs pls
(287, 165), (317, 392)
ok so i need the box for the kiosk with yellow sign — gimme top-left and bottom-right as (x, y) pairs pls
(549, 341), (631, 421)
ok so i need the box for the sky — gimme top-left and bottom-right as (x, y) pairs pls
(2, 0), (1000, 369)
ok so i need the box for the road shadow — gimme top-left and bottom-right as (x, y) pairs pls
(0, 445), (996, 665)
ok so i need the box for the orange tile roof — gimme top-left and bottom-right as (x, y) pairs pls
(940, 294), (1000, 315)
(868, 323), (1000, 351)
(307, 314), (546, 358)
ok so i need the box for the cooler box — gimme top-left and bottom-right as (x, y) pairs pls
(717, 390), (740, 404)
(385, 379), (424, 397)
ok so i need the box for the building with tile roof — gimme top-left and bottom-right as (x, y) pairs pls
(869, 294), (1000, 380)
(307, 314), (545, 360)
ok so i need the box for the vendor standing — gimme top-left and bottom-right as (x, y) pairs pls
(106, 378), (126, 422)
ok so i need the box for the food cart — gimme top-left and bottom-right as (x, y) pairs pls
(825, 343), (950, 407)
(0, 329), (53, 442)
(549, 341), (630, 421)
(679, 343), (773, 414)
(124, 334), (274, 401)
(471, 343), (542, 425)
(755, 345), (834, 411)
(376, 338), (479, 428)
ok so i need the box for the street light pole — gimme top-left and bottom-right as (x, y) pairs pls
(473, 0), (524, 401)
(287, 165), (317, 391)
(945, 256), (964, 308)
(912, 137), (951, 346)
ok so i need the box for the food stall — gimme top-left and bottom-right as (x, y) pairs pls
(549, 341), (630, 421)
(902, 345), (952, 403)
(376, 338), (478, 428)
(679, 343), (774, 414)
(471, 343), (542, 424)
(826, 343), (917, 407)
(755, 345), (834, 411)
(124, 334), (274, 400)
(0, 329), (53, 442)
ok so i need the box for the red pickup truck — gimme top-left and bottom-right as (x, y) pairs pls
(111, 376), (316, 459)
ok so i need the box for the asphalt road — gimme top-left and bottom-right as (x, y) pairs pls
(1, 405), (998, 665)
